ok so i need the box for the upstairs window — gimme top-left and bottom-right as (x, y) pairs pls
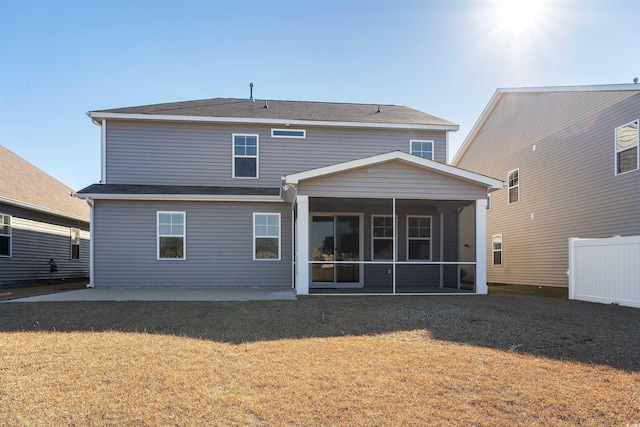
(0, 214), (11, 257)
(254, 213), (280, 260)
(233, 134), (259, 178)
(508, 169), (519, 204)
(492, 234), (503, 266)
(410, 140), (434, 160)
(407, 216), (432, 260)
(157, 212), (186, 260)
(70, 228), (81, 260)
(615, 119), (639, 175)
(271, 129), (306, 139)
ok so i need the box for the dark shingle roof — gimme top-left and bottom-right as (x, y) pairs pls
(0, 146), (90, 220)
(77, 184), (280, 197)
(92, 98), (457, 127)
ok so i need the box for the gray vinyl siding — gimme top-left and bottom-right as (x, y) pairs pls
(105, 120), (448, 187)
(298, 161), (488, 200)
(0, 203), (90, 285)
(456, 90), (640, 287)
(92, 200), (291, 287)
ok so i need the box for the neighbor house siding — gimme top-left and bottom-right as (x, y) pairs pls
(298, 161), (488, 199)
(455, 90), (640, 287)
(92, 200), (291, 287)
(0, 203), (90, 285)
(104, 120), (448, 187)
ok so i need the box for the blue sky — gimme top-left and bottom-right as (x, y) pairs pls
(1, 0), (639, 190)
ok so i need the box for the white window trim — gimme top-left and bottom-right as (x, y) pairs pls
(253, 212), (281, 261)
(409, 140), (434, 160)
(271, 128), (306, 139)
(406, 215), (432, 261)
(157, 211), (186, 261)
(614, 119), (639, 175)
(492, 234), (503, 266)
(70, 228), (81, 260)
(0, 213), (11, 258)
(232, 133), (259, 179)
(507, 168), (520, 205)
(371, 215), (397, 261)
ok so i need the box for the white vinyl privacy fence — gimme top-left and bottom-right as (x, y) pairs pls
(569, 236), (640, 308)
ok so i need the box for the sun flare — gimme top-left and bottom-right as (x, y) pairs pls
(493, 0), (547, 34)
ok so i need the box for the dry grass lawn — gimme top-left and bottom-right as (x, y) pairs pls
(1, 294), (638, 426)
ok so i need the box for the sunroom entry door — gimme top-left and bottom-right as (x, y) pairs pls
(310, 215), (362, 288)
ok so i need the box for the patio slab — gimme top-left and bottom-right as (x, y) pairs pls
(2, 287), (298, 302)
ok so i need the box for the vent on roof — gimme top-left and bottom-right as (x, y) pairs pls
(377, 105), (381, 113)
(249, 82), (255, 102)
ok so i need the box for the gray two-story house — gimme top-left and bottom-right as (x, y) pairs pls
(77, 96), (502, 295)
(453, 83), (640, 288)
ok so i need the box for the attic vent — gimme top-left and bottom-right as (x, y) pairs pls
(249, 82), (255, 102)
(264, 100), (268, 108)
(377, 105), (381, 113)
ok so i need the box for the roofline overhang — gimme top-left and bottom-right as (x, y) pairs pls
(452, 83), (640, 165)
(87, 111), (460, 132)
(0, 196), (90, 223)
(283, 151), (504, 190)
(73, 193), (284, 203)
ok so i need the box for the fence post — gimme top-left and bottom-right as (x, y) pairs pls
(568, 238), (577, 301)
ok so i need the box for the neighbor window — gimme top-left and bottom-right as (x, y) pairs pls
(615, 119), (639, 174)
(0, 214), (11, 257)
(157, 212), (186, 260)
(486, 194), (491, 211)
(70, 228), (81, 260)
(410, 140), (434, 160)
(508, 169), (519, 204)
(492, 234), (503, 266)
(271, 129), (306, 139)
(233, 134), (259, 178)
(407, 216), (432, 260)
(372, 215), (395, 260)
(254, 213), (280, 260)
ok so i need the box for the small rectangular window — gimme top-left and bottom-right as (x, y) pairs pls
(271, 129), (306, 139)
(486, 194), (491, 211)
(508, 169), (519, 204)
(233, 134), (259, 178)
(254, 213), (280, 260)
(410, 140), (434, 160)
(492, 234), (503, 266)
(70, 228), (81, 260)
(157, 212), (186, 260)
(0, 214), (11, 257)
(407, 216), (432, 260)
(372, 215), (395, 260)
(615, 119), (639, 175)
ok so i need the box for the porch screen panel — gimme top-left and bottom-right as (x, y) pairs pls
(336, 216), (359, 283)
(311, 216), (334, 282)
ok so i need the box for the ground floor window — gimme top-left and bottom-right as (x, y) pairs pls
(70, 228), (80, 260)
(157, 211), (186, 260)
(254, 213), (280, 260)
(492, 234), (503, 266)
(372, 215), (394, 260)
(0, 214), (10, 257)
(407, 216), (432, 260)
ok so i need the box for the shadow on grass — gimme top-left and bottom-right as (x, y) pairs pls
(0, 294), (638, 372)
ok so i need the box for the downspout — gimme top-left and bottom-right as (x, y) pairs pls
(85, 198), (95, 288)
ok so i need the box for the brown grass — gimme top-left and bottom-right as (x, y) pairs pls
(1, 294), (638, 426)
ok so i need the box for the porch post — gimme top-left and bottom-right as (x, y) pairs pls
(296, 195), (310, 295)
(475, 198), (488, 294)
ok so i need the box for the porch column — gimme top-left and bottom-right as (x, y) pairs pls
(475, 198), (488, 294)
(296, 195), (310, 295)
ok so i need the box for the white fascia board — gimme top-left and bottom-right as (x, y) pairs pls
(285, 151), (504, 189)
(88, 111), (459, 131)
(451, 90), (503, 166)
(0, 196), (90, 223)
(73, 193), (284, 203)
